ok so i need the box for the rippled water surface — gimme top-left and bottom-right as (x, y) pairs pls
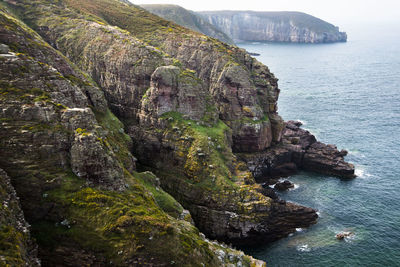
(238, 23), (400, 266)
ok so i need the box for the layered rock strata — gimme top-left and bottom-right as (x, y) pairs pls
(199, 11), (347, 43)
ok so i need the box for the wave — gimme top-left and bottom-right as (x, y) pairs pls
(347, 149), (366, 158)
(296, 119), (307, 125)
(290, 183), (299, 191)
(355, 166), (372, 178)
(296, 244), (311, 252)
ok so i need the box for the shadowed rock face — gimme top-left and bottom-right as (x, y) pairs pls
(241, 121), (355, 182)
(199, 11), (347, 43)
(0, 169), (40, 266)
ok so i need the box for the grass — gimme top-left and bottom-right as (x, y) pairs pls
(62, 0), (190, 46)
(94, 109), (134, 170)
(159, 111), (236, 191)
(29, 170), (226, 266)
(135, 171), (183, 218)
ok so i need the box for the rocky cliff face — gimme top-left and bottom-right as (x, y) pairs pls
(0, 168), (40, 266)
(0, 0), (353, 265)
(0, 4), (264, 266)
(199, 11), (347, 43)
(141, 4), (235, 45)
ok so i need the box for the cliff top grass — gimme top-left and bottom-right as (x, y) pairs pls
(61, 0), (200, 46)
(140, 4), (215, 33)
(140, 4), (234, 44)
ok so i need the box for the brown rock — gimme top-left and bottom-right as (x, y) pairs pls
(336, 231), (353, 240)
(274, 180), (295, 191)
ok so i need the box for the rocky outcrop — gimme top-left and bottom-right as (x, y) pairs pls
(0, 7), (264, 266)
(274, 180), (294, 191)
(141, 4), (234, 44)
(139, 65), (209, 126)
(0, 168), (40, 266)
(199, 11), (347, 43)
(241, 121), (355, 183)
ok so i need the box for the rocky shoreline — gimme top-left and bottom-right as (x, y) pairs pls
(240, 120), (355, 185)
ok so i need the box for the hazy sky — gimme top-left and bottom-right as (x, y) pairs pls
(132, 0), (400, 25)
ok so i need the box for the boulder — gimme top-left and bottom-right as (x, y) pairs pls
(336, 231), (353, 240)
(274, 180), (295, 191)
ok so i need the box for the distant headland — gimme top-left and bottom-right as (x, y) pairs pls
(142, 5), (347, 44)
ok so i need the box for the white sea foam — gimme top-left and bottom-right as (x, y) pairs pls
(297, 244), (311, 252)
(355, 166), (372, 179)
(296, 228), (303, 232)
(344, 233), (356, 243)
(290, 184), (299, 191)
(296, 119), (307, 125)
(347, 149), (366, 158)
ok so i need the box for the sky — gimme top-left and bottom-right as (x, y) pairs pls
(131, 0), (400, 26)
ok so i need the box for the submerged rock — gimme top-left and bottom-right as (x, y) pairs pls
(336, 231), (353, 240)
(274, 180), (295, 191)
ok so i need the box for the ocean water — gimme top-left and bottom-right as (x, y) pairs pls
(238, 23), (400, 266)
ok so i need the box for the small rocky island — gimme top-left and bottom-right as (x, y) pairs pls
(0, 0), (353, 266)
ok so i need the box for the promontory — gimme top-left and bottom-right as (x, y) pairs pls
(0, 0), (353, 266)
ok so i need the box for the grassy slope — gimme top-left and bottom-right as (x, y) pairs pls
(62, 0), (196, 46)
(141, 4), (234, 44)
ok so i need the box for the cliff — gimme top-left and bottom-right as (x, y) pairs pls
(0, 0), (353, 265)
(141, 4), (234, 44)
(199, 11), (347, 43)
(0, 3), (264, 266)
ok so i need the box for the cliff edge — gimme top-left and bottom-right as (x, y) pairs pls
(199, 11), (347, 43)
(141, 4), (235, 44)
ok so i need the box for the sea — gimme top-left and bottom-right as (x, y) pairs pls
(237, 22), (400, 266)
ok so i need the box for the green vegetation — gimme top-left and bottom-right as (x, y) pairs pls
(94, 109), (134, 170)
(159, 111), (235, 190)
(0, 225), (27, 266)
(141, 4), (234, 44)
(135, 171), (183, 218)
(0, 171), (32, 266)
(28, 170), (227, 266)
(62, 0), (188, 46)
